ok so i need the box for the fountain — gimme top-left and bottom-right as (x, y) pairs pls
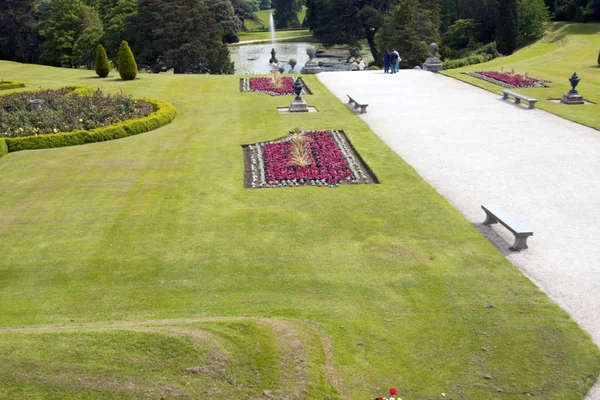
(269, 12), (275, 45)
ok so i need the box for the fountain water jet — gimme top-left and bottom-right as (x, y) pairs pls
(269, 13), (275, 45)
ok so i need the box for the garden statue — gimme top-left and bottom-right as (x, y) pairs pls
(27, 99), (44, 111)
(301, 46), (321, 74)
(289, 58), (297, 71)
(269, 48), (278, 64)
(561, 72), (584, 105)
(423, 42), (443, 73)
(289, 78), (308, 112)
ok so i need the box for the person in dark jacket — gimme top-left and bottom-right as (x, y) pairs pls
(383, 50), (390, 73)
(389, 50), (399, 73)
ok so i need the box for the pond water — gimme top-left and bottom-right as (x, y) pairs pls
(229, 42), (372, 75)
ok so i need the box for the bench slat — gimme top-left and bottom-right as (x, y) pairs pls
(502, 90), (537, 102)
(481, 204), (533, 234)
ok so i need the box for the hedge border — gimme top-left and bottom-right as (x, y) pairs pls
(0, 86), (176, 156)
(0, 81), (25, 91)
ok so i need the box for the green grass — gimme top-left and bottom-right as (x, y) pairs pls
(0, 60), (599, 399)
(244, 7), (307, 31)
(443, 22), (600, 130)
(237, 29), (313, 44)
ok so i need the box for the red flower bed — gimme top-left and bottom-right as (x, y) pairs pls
(249, 77), (296, 95)
(468, 71), (546, 88)
(263, 131), (352, 183)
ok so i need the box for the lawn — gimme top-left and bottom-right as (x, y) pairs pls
(237, 29), (314, 44)
(244, 7), (307, 31)
(443, 22), (600, 130)
(0, 61), (599, 399)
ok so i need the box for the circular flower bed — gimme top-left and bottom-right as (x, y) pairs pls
(240, 77), (311, 96)
(243, 130), (377, 188)
(0, 87), (153, 138)
(465, 71), (548, 88)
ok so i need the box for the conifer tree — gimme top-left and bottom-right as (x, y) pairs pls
(95, 44), (110, 77)
(118, 40), (137, 80)
(496, 0), (517, 55)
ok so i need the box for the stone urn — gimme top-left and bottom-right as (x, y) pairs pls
(423, 43), (443, 73)
(301, 46), (321, 74)
(27, 99), (44, 111)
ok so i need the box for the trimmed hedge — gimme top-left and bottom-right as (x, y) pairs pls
(0, 138), (7, 158)
(4, 98), (176, 153)
(0, 81), (25, 91)
(95, 44), (111, 78)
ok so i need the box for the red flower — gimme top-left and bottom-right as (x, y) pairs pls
(389, 388), (398, 395)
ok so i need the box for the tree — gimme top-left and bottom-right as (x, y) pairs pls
(496, 0), (517, 54)
(95, 44), (110, 77)
(306, 0), (398, 61)
(231, 0), (262, 30)
(443, 18), (479, 49)
(72, 5), (104, 68)
(39, 0), (85, 67)
(0, 0), (41, 63)
(259, 0), (273, 9)
(516, 0), (549, 48)
(376, 0), (427, 68)
(128, 0), (234, 74)
(273, 0), (302, 28)
(102, 0), (137, 62)
(118, 40), (137, 79)
(205, 0), (243, 42)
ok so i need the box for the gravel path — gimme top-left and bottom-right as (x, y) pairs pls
(318, 70), (600, 399)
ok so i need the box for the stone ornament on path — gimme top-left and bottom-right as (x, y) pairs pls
(423, 42), (443, 73)
(301, 46), (321, 74)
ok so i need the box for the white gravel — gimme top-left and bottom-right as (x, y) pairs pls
(318, 70), (600, 399)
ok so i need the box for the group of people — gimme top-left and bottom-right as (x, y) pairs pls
(383, 49), (401, 74)
(351, 58), (366, 71)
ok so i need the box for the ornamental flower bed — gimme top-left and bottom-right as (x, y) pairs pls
(240, 77), (311, 96)
(243, 129), (377, 188)
(0, 87), (153, 138)
(465, 71), (548, 88)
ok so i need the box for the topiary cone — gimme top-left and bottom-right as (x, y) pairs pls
(95, 44), (110, 78)
(118, 40), (138, 80)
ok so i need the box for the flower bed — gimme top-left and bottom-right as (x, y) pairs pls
(0, 87), (153, 138)
(465, 71), (548, 88)
(240, 77), (311, 96)
(243, 130), (377, 188)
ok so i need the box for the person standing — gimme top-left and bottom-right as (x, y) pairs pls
(358, 58), (365, 71)
(383, 50), (390, 73)
(389, 49), (399, 73)
(351, 60), (359, 71)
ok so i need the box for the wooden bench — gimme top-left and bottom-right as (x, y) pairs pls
(481, 204), (533, 251)
(347, 95), (369, 114)
(502, 89), (538, 109)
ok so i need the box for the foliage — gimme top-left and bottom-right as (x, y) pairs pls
(231, 0), (262, 30)
(95, 44), (110, 77)
(550, 0), (599, 21)
(443, 19), (479, 49)
(516, 0), (550, 47)
(443, 42), (498, 69)
(118, 40), (138, 80)
(4, 97), (175, 152)
(101, 0), (137, 62)
(438, 43), (451, 60)
(496, 0), (518, 54)
(0, 81), (25, 91)
(376, 0), (428, 68)
(205, 0), (243, 41)
(0, 0), (41, 64)
(0, 87), (153, 138)
(129, 0), (233, 74)
(273, 0), (302, 29)
(39, 0), (86, 67)
(72, 6), (104, 69)
(0, 137), (7, 159)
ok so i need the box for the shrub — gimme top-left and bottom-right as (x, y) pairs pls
(0, 81), (25, 91)
(118, 40), (138, 80)
(367, 65), (380, 70)
(95, 44), (110, 78)
(443, 42), (498, 70)
(0, 138), (7, 159)
(438, 44), (451, 61)
(5, 99), (176, 152)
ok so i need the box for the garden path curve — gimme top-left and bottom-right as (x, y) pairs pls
(318, 70), (600, 400)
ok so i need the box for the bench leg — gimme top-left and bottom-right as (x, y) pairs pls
(510, 234), (530, 251)
(528, 102), (536, 109)
(483, 211), (498, 226)
(359, 105), (367, 114)
(514, 98), (521, 105)
(503, 93), (509, 100)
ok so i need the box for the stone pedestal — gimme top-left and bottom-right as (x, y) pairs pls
(561, 91), (584, 105)
(423, 56), (443, 72)
(289, 98), (309, 112)
(27, 99), (44, 111)
(301, 60), (321, 74)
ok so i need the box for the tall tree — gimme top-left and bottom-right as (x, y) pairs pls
(306, 0), (398, 61)
(496, 0), (517, 54)
(516, 0), (549, 48)
(205, 0), (243, 42)
(0, 0), (41, 63)
(102, 0), (137, 61)
(128, 0), (234, 74)
(273, 0), (302, 28)
(72, 5), (104, 68)
(231, 0), (262, 30)
(39, 0), (86, 67)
